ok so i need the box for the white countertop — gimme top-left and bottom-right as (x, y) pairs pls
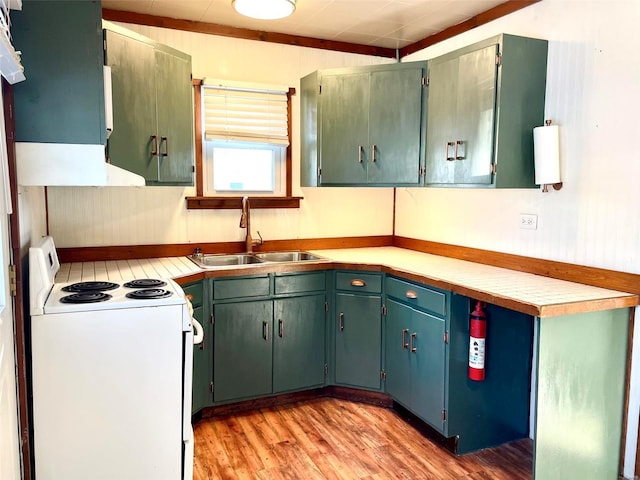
(58, 246), (637, 318)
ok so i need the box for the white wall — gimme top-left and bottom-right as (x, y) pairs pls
(45, 26), (396, 248)
(399, 0), (640, 274)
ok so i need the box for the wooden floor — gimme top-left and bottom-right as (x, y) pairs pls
(193, 397), (533, 479)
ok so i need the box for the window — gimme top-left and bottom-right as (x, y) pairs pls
(187, 79), (300, 209)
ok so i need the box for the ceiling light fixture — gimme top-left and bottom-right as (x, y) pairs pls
(232, 0), (296, 20)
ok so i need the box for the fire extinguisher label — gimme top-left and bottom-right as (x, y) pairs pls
(469, 336), (485, 368)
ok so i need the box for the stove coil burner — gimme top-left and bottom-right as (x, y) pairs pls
(123, 279), (167, 289)
(125, 289), (173, 300)
(62, 281), (120, 293)
(60, 292), (113, 304)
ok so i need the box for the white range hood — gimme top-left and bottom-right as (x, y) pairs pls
(16, 142), (145, 187)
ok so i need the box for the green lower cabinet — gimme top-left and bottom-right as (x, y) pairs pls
(385, 298), (445, 432)
(334, 292), (382, 390)
(273, 294), (326, 393)
(213, 300), (274, 403)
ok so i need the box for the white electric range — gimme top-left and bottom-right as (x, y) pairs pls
(29, 236), (200, 480)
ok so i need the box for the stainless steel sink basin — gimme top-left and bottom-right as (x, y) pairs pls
(254, 251), (324, 262)
(189, 250), (325, 269)
(190, 253), (265, 268)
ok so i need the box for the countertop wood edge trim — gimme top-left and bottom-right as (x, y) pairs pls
(395, 236), (640, 295)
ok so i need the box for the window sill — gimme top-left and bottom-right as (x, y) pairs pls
(186, 196), (302, 209)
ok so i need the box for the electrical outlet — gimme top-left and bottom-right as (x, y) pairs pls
(520, 214), (538, 230)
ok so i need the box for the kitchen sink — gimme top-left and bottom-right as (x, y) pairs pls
(190, 253), (266, 268)
(189, 251), (325, 269)
(254, 251), (324, 262)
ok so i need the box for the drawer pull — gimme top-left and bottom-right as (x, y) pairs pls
(410, 332), (417, 353)
(339, 312), (344, 332)
(278, 319), (284, 338)
(405, 290), (417, 299)
(351, 279), (366, 287)
(263, 321), (269, 341)
(402, 328), (409, 349)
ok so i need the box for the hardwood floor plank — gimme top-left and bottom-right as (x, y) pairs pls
(193, 398), (533, 480)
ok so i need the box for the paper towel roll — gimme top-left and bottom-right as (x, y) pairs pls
(533, 124), (561, 185)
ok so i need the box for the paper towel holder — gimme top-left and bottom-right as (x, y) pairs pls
(541, 119), (563, 193)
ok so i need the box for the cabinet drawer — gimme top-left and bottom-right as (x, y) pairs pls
(385, 277), (447, 317)
(274, 272), (326, 295)
(336, 272), (382, 294)
(182, 282), (203, 307)
(213, 276), (270, 301)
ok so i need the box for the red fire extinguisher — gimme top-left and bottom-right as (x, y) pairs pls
(468, 301), (486, 381)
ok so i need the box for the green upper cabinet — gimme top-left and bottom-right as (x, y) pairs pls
(12, 0), (106, 145)
(104, 23), (194, 186)
(425, 34), (548, 188)
(301, 62), (427, 186)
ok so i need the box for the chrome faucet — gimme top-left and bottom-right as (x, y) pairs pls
(239, 196), (263, 253)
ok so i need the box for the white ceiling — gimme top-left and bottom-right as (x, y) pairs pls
(102, 0), (507, 50)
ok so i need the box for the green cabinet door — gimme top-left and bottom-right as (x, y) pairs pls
(384, 299), (412, 407)
(12, 0), (106, 145)
(426, 44), (497, 186)
(104, 23), (194, 186)
(367, 67), (424, 185)
(385, 298), (446, 432)
(319, 72), (369, 184)
(425, 34), (547, 188)
(105, 29), (158, 181)
(191, 304), (213, 414)
(335, 292), (382, 390)
(213, 300), (273, 403)
(411, 308), (446, 431)
(453, 45), (498, 185)
(155, 48), (194, 184)
(273, 294), (326, 393)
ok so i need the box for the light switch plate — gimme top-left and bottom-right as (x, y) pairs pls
(520, 214), (538, 230)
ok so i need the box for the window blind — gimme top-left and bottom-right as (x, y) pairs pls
(203, 80), (289, 146)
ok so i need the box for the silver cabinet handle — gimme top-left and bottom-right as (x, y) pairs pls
(410, 332), (417, 353)
(406, 290), (417, 299)
(371, 144), (377, 163)
(339, 312), (344, 332)
(358, 145), (364, 163)
(150, 135), (159, 156)
(160, 136), (169, 157)
(263, 321), (269, 341)
(351, 279), (366, 287)
(455, 140), (465, 160)
(446, 141), (455, 161)
(278, 319), (284, 338)
(402, 328), (409, 349)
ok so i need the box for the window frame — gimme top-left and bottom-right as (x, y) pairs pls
(186, 79), (301, 210)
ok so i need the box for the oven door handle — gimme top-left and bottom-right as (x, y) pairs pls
(192, 318), (204, 345)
